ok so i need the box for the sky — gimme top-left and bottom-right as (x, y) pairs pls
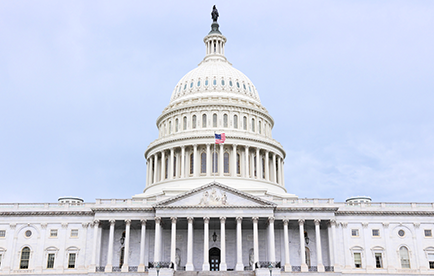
(0, 0), (433, 203)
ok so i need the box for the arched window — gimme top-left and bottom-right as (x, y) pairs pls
(233, 115), (238, 129)
(262, 157), (265, 179)
(252, 118), (255, 132)
(201, 152), (206, 174)
(169, 121), (172, 134)
(175, 118), (179, 132)
(254, 156), (257, 177)
(165, 158), (169, 179)
(259, 121), (261, 134)
(243, 116), (247, 130)
(183, 116), (187, 130)
(400, 246), (410, 268)
(202, 114), (207, 128)
(212, 152), (218, 173)
(192, 115), (197, 129)
(173, 156), (177, 177)
(20, 247), (30, 269)
(190, 153), (194, 175)
(223, 114), (228, 127)
(119, 247), (125, 267)
(305, 247), (311, 267)
(237, 153), (241, 175)
(224, 152), (229, 173)
(213, 113), (217, 127)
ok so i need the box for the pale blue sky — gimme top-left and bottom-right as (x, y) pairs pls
(1, 1), (433, 203)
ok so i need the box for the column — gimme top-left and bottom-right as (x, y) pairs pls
(170, 217), (177, 270)
(170, 148), (174, 179)
(362, 222), (372, 270)
(281, 159), (285, 185)
(89, 220), (100, 272)
(121, 219), (131, 272)
(146, 160), (150, 186)
(265, 151), (270, 181)
(299, 219), (308, 272)
(232, 144), (237, 176)
(203, 217), (210, 271)
(236, 217), (244, 271)
(105, 219), (116, 272)
(220, 217), (227, 271)
(186, 217), (195, 271)
(161, 151), (166, 180)
(244, 146), (249, 178)
(277, 156), (282, 184)
(193, 144), (198, 177)
(181, 146), (185, 178)
(250, 150), (254, 178)
(153, 154), (158, 183)
(256, 148), (261, 179)
(154, 217), (162, 262)
(315, 219), (325, 272)
(206, 144), (211, 177)
(138, 219), (147, 272)
(272, 153), (276, 183)
(252, 217), (259, 268)
(327, 222), (334, 271)
(330, 220), (339, 270)
(283, 219), (291, 271)
(268, 217), (276, 262)
(219, 143), (224, 176)
(149, 157), (154, 184)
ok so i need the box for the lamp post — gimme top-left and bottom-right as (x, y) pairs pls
(268, 263), (273, 276)
(156, 262), (160, 276)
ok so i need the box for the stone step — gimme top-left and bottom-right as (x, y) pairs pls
(175, 271), (255, 276)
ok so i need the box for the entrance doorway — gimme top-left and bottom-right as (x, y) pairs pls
(209, 247), (221, 271)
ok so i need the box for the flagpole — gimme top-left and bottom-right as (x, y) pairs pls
(213, 132), (216, 183)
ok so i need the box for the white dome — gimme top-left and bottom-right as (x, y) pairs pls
(170, 56), (261, 106)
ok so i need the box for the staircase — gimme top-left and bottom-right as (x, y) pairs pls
(175, 271), (255, 276)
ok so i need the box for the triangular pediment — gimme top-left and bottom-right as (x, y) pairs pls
(154, 182), (276, 208)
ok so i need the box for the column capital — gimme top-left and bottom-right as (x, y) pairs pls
(362, 222), (368, 228)
(125, 219), (131, 225)
(40, 223), (47, 229)
(330, 219), (337, 226)
(382, 222), (389, 228)
(414, 222), (421, 228)
(93, 219), (100, 227)
(181, 145), (186, 149)
(203, 217), (210, 223)
(109, 219), (116, 225)
(193, 144), (198, 148)
(298, 219), (305, 225)
(82, 222), (90, 228)
(252, 217), (259, 223)
(220, 217), (226, 223)
(61, 222), (68, 228)
(206, 143), (211, 147)
(155, 217), (162, 224)
(268, 216), (275, 223)
(187, 217), (194, 222)
(232, 144), (238, 148)
(171, 217), (177, 223)
(236, 216), (243, 222)
(170, 148), (174, 152)
(341, 222), (348, 228)
(141, 219), (147, 225)
(283, 219), (289, 225)
(314, 219), (321, 226)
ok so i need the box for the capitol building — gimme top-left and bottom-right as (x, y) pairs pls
(1, 8), (434, 276)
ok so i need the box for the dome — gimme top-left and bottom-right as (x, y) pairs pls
(170, 59), (261, 106)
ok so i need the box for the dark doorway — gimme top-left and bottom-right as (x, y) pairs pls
(209, 247), (221, 271)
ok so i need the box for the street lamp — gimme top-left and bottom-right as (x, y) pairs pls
(156, 262), (160, 276)
(268, 263), (273, 276)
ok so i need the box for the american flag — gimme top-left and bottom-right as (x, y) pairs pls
(215, 133), (226, 144)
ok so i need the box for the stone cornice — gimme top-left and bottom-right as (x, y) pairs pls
(336, 211), (434, 216)
(91, 207), (154, 212)
(156, 205), (274, 209)
(0, 211), (93, 216)
(276, 207), (339, 212)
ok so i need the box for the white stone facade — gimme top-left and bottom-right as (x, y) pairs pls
(1, 10), (434, 276)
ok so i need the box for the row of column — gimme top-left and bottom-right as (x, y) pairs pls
(205, 36), (225, 55)
(146, 144), (284, 186)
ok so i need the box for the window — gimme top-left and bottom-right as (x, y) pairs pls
(189, 153), (194, 175)
(237, 82), (240, 88)
(354, 252), (362, 268)
(201, 153), (206, 174)
(243, 84), (246, 90)
(237, 153), (241, 175)
(70, 229), (78, 237)
(351, 229), (359, 237)
(428, 253), (434, 269)
(0, 230), (5, 237)
(229, 80), (233, 87)
(223, 114), (228, 127)
(165, 158), (169, 179)
(173, 157), (177, 177)
(224, 152), (229, 174)
(20, 247), (30, 269)
(184, 84), (187, 90)
(213, 79), (216, 85)
(169, 121), (172, 134)
(25, 230), (32, 237)
(221, 79), (225, 86)
(68, 253), (76, 269)
(119, 247), (125, 267)
(305, 247), (311, 267)
(398, 229), (405, 237)
(202, 114), (207, 128)
(212, 152), (218, 173)
(243, 116), (247, 130)
(183, 116), (187, 130)
(175, 118), (179, 132)
(259, 121), (261, 134)
(262, 158), (265, 179)
(192, 115), (197, 129)
(425, 229), (432, 237)
(372, 229), (380, 237)
(251, 118), (255, 132)
(399, 246), (410, 268)
(197, 80), (200, 87)
(0, 253), (2, 268)
(205, 79), (209, 86)
(375, 253), (383, 268)
(254, 156), (257, 177)
(213, 113), (217, 128)
(47, 253), (55, 269)
(233, 115), (238, 129)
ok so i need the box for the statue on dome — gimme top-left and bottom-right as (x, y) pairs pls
(211, 5), (219, 22)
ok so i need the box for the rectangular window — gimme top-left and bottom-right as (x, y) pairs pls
(428, 253), (434, 269)
(0, 230), (5, 237)
(0, 254), (2, 268)
(351, 229), (359, 236)
(375, 253), (383, 268)
(68, 253), (76, 269)
(425, 229), (432, 237)
(47, 253), (55, 269)
(372, 229), (380, 237)
(354, 252), (362, 268)
(70, 229), (78, 237)
(50, 229), (58, 237)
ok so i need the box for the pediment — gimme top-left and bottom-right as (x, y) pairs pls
(155, 182), (276, 208)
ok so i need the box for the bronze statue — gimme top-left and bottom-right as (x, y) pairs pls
(211, 5), (219, 22)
